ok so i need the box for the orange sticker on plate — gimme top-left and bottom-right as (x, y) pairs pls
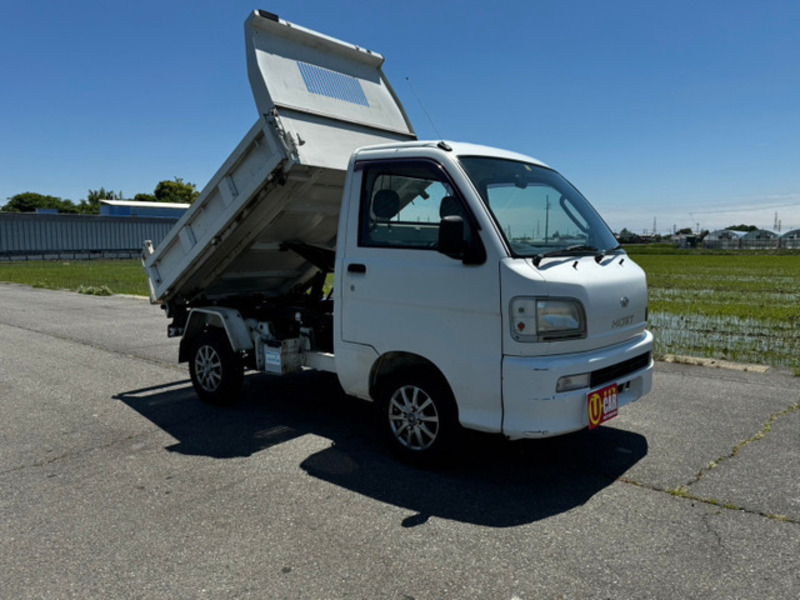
(588, 383), (618, 429)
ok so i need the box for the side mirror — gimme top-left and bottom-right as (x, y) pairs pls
(438, 216), (465, 259)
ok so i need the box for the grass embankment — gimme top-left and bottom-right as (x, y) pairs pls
(1, 251), (798, 371)
(0, 259), (148, 296)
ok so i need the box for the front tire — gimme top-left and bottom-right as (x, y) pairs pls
(378, 369), (460, 466)
(189, 330), (243, 405)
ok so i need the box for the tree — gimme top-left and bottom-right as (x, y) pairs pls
(3, 177), (199, 214)
(153, 177), (199, 204)
(78, 187), (122, 215)
(726, 224), (758, 232)
(2, 192), (78, 213)
(616, 228), (641, 244)
(676, 227), (693, 235)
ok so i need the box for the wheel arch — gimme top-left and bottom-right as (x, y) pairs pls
(178, 307), (252, 363)
(369, 352), (456, 413)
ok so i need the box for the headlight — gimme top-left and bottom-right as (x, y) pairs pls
(510, 297), (586, 341)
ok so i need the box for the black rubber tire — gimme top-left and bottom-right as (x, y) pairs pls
(188, 330), (244, 405)
(377, 369), (460, 466)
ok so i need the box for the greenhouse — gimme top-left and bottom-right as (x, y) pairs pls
(780, 229), (800, 249)
(740, 229), (779, 249)
(702, 229), (744, 249)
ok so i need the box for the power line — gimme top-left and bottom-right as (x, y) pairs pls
(688, 200), (800, 215)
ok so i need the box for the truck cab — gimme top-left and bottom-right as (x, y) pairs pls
(334, 141), (652, 457)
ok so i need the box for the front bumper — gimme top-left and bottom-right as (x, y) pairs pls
(502, 330), (653, 439)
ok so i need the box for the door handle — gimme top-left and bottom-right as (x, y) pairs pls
(347, 263), (367, 274)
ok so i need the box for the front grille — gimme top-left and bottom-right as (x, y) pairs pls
(590, 352), (651, 388)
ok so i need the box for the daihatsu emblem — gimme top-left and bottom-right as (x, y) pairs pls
(620, 296), (630, 307)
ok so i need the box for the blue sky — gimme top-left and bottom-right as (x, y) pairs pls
(2, 0), (799, 234)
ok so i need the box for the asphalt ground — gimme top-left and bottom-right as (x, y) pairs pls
(1, 284), (798, 599)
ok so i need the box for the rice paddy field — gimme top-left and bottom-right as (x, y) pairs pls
(1, 251), (799, 371)
(627, 250), (800, 371)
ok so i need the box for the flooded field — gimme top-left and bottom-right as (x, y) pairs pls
(630, 252), (800, 370)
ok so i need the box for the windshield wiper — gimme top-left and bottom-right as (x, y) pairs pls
(594, 244), (624, 263)
(532, 245), (599, 267)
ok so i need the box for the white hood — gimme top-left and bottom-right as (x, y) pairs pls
(500, 253), (649, 356)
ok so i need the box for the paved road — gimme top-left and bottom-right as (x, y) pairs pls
(1, 284), (798, 599)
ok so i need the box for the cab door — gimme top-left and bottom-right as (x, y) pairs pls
(336, 158), (503, 432)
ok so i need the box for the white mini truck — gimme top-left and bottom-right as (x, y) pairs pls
(143, 10), (653, 463)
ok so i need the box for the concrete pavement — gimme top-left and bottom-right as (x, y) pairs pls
(1, 284), (798, 599)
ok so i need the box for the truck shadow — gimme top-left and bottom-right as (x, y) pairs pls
(115, 370), (648, 528)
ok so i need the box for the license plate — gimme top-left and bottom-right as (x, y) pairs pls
(588, 383), (618, 429)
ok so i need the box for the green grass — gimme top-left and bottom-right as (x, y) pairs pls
(0, 259), (149, 296)
(631, 253), (800, 321)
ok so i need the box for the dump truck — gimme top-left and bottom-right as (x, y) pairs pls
(143, 10), (653, 463)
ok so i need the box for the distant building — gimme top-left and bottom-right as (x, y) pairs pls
(740, 229), (779, 249)
(100, 199), (189, 219)
(703, 229), (744, 249)
(0, 212), (179, 260)
(780, 229), (800, 249)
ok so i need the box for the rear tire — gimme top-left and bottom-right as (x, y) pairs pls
(189, 330), (243, 405)
(378, 369), (460, 466)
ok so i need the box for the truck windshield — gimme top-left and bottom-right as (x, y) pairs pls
(459, 156), (619, 258)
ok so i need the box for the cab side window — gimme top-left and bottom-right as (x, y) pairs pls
(358, 160), (470, 249)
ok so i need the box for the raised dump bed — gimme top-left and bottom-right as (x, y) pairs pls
(143, 10), (415, 311)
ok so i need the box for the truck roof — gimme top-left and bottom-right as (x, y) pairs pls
(353, 140), (551, 169)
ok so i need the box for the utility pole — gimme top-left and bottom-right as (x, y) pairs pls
(544, 196), (550, 244)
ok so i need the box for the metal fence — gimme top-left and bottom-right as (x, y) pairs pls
(0, 213), (178, 260)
